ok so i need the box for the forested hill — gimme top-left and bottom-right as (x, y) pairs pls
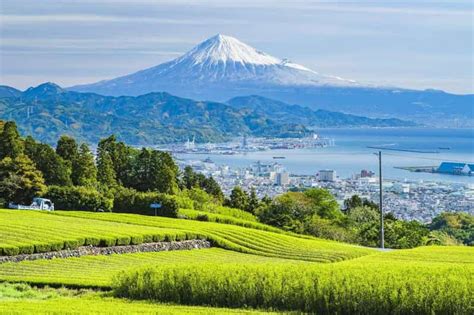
(1, 83), (414, 145)
(227, 95), (418, 128)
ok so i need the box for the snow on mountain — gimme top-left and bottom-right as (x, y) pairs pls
(71, 34), (357, 97)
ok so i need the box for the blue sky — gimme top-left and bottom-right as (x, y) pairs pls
(1, 0), (472, 94)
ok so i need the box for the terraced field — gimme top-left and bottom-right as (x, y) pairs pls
(51, 211), (372, 262)
(0, 248), (300, 288)
(0, 210), (200, 256)
(0, 210), (372, 261)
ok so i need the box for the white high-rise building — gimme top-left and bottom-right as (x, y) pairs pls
(276, 172), (290, 186)
(318, 170), (336, 182)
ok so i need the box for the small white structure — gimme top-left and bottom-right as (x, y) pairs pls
(8, 198), (54, 211)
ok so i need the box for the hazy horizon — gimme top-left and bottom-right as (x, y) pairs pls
(1, 0), (473, 94)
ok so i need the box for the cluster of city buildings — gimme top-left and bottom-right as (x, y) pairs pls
(178, 157), (474, 223)
(161, 134), (334, 154)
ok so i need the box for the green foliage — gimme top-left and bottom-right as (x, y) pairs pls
(0, 154), (46, 204)
(130, 148), (179, 194)
(0, 284), (269, 314)
(113, 246), (474, 314)
(56, 135), (78, 163)
(225, 186), (249, 211)
(71, 143), (97, 187)
(45, 185), (112, 212)
(0, 209), (195, 256)
(429, 212), (474, 245)
(97, 151), (117, 188)
(52, 211), (371, 262)
(0, 121), (24, 159)
(24, 137), (72, 186)
(304, 188), (341, 220)
(113, 187), (178, 217)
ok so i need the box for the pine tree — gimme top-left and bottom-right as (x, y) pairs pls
(71, 143), (97, 187)
(0, 121), (24, 160)
(0, 154), (46, 204)
(246, 187), (260, 214)
(97, 151), (117, 187)
(56, 135), (78, 163)
(227, 186), (249, 211)
(203, 176), (224, 203)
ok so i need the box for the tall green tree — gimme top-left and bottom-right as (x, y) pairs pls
(24, 136), (72, 186)
(132, 148), (178, 194)
(0, 154), (46, 204)
(226, 186), (249, 211)
(56, 135), (78, 164)
(97, 151), (117, 188)
(246, 188), (260, 214)
(0, 121), (24, 159)
(97, 135), (133, 186)
(203, 176), (224, 203)
(71, 143), (97, 187)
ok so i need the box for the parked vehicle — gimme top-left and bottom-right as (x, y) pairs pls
(8, 198), (54, 211)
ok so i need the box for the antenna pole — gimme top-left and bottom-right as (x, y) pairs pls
(378, 151), (384, 249)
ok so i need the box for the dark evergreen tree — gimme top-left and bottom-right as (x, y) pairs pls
(0, 121), (24, 159)
(56, 135), (78, 163)
(226, 186), (249, 210)
(97, 151), (117, 188)
(203, 176), (224, 203)
(71, 143), (97, 187)
(24, 137), (72, 186)
(246, 187), (260, 214)
(97, 135), (133, 186)
(182, 166), (196, 189)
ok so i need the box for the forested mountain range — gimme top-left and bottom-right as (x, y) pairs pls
(0, 83), (414, 145)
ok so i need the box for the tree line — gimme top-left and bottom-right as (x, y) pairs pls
(0, 120), (223, 216)
(0, 120), (471, 248)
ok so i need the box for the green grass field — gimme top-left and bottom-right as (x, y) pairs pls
(0, 283), (273, 315)
(0, 209), (373, 262)
(0, 209), (472, 314)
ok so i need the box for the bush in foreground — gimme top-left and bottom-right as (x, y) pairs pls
(114, 260), (473, 314)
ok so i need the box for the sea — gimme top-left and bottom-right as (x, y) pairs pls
(177, 128), (474, 184)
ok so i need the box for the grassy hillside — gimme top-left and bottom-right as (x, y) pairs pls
(0, 210), (372, 261)
(0, 284), (272, 315)
(114, 246), (474, 313)
(1, 209), (472, 313)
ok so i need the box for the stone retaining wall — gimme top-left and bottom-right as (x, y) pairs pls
(0, 240), (211, 264)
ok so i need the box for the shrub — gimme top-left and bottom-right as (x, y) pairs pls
(63, 240), (80, 250)
(50, 241), (64, 251)
(116, 236), (131, 246)
(113, 187), (178, 218)
(17, 244), (34, 255)
(1, 246), (19, 256)
(84, 237), (101, 246)
(99, 238), (116, 247)
(130, 235), (144, 245)
(34, 243), (51, 253)
(196, 213), (209, 221)
(45, 186), (113, 212)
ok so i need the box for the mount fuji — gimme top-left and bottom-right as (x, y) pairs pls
(72, 34), (356, 95)
(71, 34), (472, 126)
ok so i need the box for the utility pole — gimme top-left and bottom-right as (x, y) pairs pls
(378, 151), (384, 249)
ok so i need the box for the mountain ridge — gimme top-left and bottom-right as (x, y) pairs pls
(0, 83), (415, 145)
(68, 34), (473, 127)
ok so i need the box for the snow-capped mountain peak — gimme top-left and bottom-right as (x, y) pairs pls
(180, 34), (281, 66)
(71, 34), (357, 97)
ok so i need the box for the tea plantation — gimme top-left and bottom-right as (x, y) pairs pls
(0, 209), (473, 314)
